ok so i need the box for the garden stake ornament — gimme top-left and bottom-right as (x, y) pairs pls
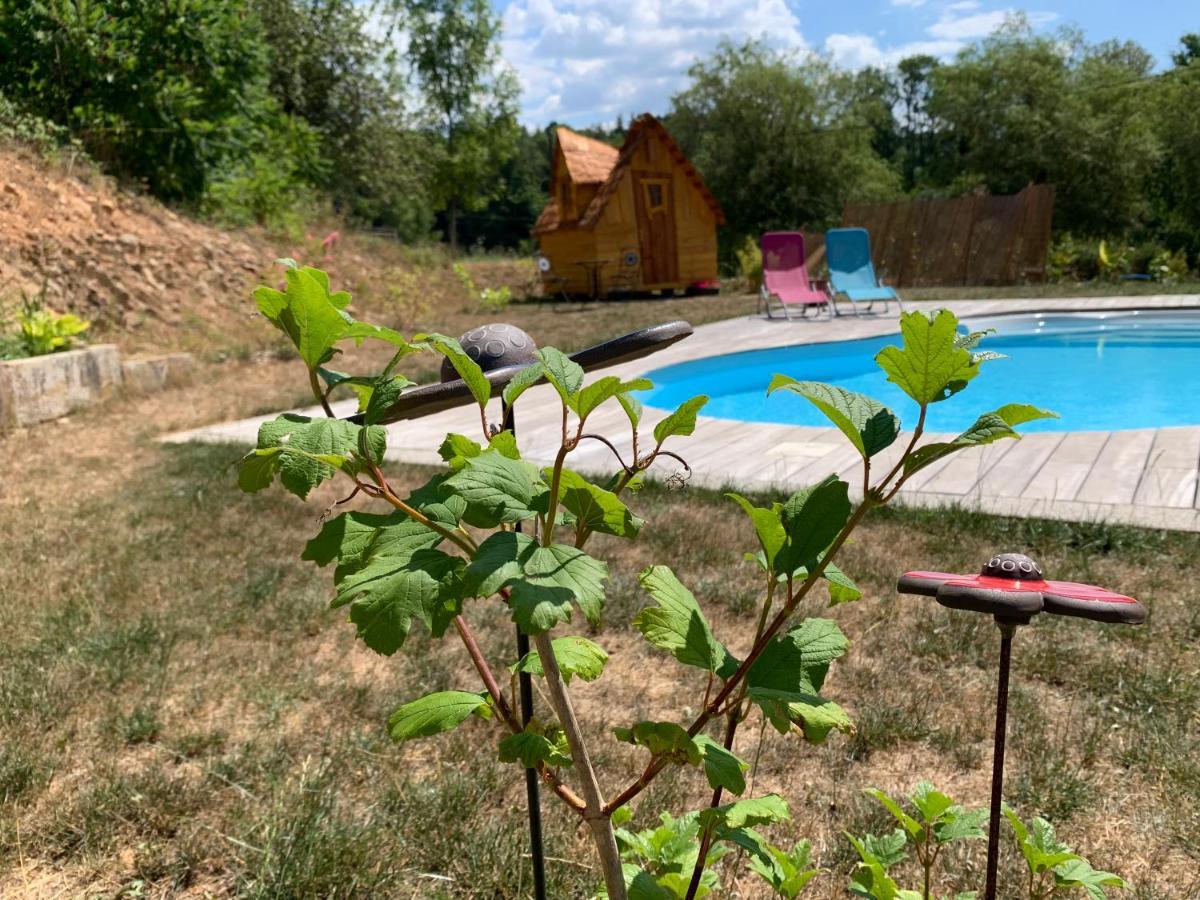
(897, 553), (1146, 900)
(353, 320), (694, 900)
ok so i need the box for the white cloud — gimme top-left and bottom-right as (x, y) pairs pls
(824, 33), (962, 69)
(501, 0), (806, 125)
(826, 4), (1058, 71)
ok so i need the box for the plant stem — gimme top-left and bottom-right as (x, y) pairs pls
(454, 616), (519, 730)
(533, 631), (626, 900)
(308, 367), (335, 418)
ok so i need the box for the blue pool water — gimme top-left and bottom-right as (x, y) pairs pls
(642, 310), (1200, 433)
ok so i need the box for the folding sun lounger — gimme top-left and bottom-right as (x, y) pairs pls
(759, 231), (831, 320)
(825, 227), (903, 317)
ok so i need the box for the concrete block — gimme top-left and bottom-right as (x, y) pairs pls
(121, 352), (196, 395)
(0, 344), (122, 429)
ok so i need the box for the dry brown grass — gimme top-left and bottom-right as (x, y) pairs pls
(1, 264), (1197, 897)
(1, 339), (1198, 898)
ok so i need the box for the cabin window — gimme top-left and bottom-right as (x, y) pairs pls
(559, 181), (572, 217)
(644, 181), (666, 213)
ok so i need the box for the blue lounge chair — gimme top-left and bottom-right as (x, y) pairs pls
(825, 227), (903, 317)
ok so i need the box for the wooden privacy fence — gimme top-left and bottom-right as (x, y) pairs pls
(839, 185), (1055, 287)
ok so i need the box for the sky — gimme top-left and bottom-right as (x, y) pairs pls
(494, 0), (1194, 125)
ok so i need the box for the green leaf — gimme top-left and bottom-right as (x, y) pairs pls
(861, 830), (908, 868)
(618, 393), (644, 428)
(911, 782), (956, 823)
(749, 618), (849, 697)
(614, 721), (702, 765)
(508, 583), (575, 634)
(246, 414), (363, 499)
(256, 266), (352, 368)
(464, 532), (608, 633)
(438, 432), (483, 468)
(304, 510), (441, 578)
(868, 789), (925, 843)
(1054, 858), (1127, 899)
(238, 448), (281, 493)
(578, 376), (654, 420)
(634, 566), (735, 675)
(1004, 809), (1080, 874)
(415, 332), (490, 407)
(388, 690), (489, 742)
(536, 347), (584, 409)
(332, 548), (465, 654)
(775, 476), (851, 573)
(342, 321), (420, 351)
(727, 493), (786, 570)
(749, 687), (853, 742)
(556, 468), (644, 539)
(749, 839), (820, 898)
(874, 309), (980, 405)
(904, 404), (1059, 476)
(653, 395), (709, 444)
(501, 360), (546, 406)
(698, 794), (789, 831)
(511, 636), (608, 683)
(443, 449), (547, 527)
(768, 378), (900, 459)
(498, 727), (572, 768)
(694, 734), (749, 795)
(823, 562), (862, 605)
(363, 375), (415, 425)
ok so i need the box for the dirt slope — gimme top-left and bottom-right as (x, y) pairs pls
(0, 146), (279, 353)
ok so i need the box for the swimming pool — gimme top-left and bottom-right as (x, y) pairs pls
(642, 310), (1200, 433)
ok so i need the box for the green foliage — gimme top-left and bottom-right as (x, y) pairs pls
(1005, 807), (1127, 899)
(511, 636), (608, 683)
(388, 690), (490, 742)
(14, 303), (90, 357)
(396, 0), (520, 248)
(768, 379), (899, 460)
(240, 266), (1064, 900)
(854, 783), (987, 900)
(668, 39), (901, 256)
(634, 566), (734, 676)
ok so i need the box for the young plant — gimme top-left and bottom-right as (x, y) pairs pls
(12, 294), (90, 357)
(238, 260), (1055, 899)
(858, 782), (987, 900)
(1004, 807), (1127, 899)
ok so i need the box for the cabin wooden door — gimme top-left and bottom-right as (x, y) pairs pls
(633, 172), (678, 286)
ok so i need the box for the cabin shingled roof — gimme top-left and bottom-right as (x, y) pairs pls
(534, 115), (724, 235)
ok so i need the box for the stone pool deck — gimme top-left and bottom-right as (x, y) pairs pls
(167, 294), (1200, 532)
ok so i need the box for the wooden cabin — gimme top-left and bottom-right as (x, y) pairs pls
(533, 115), (724, 297)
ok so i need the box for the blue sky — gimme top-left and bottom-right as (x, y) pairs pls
(495, 0), (1194, 125)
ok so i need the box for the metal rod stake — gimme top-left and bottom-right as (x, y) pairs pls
(506, 400), (547, 900)
(985, 620), (1017, 900)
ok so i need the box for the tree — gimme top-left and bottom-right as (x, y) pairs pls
(0, 0), (315, 214)
(398, 0), (520, 251)
(1152, 35), (1200, 257)
(667, 40), (899, 261)
(252, 0), (441, 238)
(926, 17), (1160, 234)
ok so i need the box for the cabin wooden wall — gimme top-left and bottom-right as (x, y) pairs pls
(538, 229), (597, 294)
(592, 129), (718, 291)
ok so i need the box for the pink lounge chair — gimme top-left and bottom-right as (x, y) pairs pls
(759, 231), (831, 320)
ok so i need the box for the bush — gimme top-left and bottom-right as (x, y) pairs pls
(1149, 248), (1191, 283)
(735, 236), (763, 292)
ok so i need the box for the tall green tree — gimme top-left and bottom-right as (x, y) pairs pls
(927, 17), (1160, 234)
(0, 0), (317, 214)
(252, 0), (438, 237)
(1152, 34), (1200, 257)
(667, 40), (899, 259)
(398, 0), (519, 251)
